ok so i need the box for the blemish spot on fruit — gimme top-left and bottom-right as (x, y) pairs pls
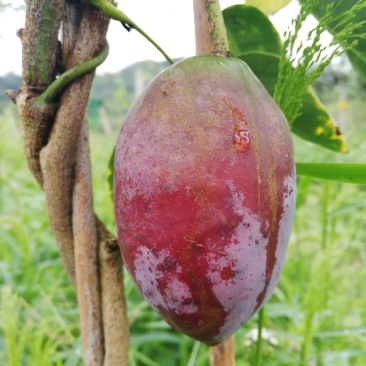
(233, 129), (250, 152)
(162, 90), (169, 96)
(220, 266), (236, 280)
(224, 99), (250, 153)
(163, 184), (171, 192)
(161, 256), (178, 270)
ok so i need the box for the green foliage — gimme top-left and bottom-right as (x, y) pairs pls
(2, 1), (366, 365)
(2, 96), (366, 364)
(296, 163), (366, 184)
(223, 4), (347, 153)
(0, 111), (81, 365)
(275, 0), (366, 125)
(224, 5), (282, 56)
(312, 0), (366, 80)
(238, 52), (347, 153)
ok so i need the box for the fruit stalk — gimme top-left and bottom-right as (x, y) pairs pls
(209, 336), (235, 366)
(194, 0), (211, 55)
(205, 0), (230, 57)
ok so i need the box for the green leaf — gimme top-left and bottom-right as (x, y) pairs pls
(223, 5), (282, 58)
(296, 163), (366, 184)
(239, 52), (347, 153)
(291, 88), (347, 153)
(312, 0), (366, 80)
(107, 147), (115, 201)
(245, 0), (292, 14)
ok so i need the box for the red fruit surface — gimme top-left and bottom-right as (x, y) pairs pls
(114, 56), (296, 345)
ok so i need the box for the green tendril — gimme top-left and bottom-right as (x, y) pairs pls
(38, 42), (109, 105)
(88, 0), (173, 65)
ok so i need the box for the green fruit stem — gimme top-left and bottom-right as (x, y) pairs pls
(88, 0), (173, 65)
(205, 0), (230, 57)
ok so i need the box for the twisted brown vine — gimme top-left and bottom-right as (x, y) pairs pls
(7, 1), (129, 365)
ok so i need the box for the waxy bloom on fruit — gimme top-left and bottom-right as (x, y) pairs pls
(114, 56), (296, 345)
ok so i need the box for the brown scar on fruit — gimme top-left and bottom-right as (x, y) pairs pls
(185, 236), (205, 248)
(214, 250), (228, 257)
(223, 99), (250, 153)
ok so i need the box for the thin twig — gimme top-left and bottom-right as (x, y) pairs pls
(205, 0), (230, 57)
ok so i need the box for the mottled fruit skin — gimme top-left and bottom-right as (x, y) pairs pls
(114, 56), (296, 345)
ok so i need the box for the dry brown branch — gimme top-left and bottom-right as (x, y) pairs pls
(73, 120), (104, 365)
(210, 336), (236, 366)
(40, 4), (109, 286)
(97, 217), (130, 366)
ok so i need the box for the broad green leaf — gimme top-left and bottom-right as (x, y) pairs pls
(223, 5), (282, 58)
(296, 163), (366, 184)
(245, 0), (292, 14)
(239, 53), (347, 152)
(292, 88), (347, 153)
(312, 0), (366, 80)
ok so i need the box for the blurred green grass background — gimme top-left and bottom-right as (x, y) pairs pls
(1, 71), (366, 365)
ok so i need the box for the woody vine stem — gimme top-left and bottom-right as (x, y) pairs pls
(7, 1), (129, 365)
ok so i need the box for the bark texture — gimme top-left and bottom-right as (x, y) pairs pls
(193, 0), (212, 55)
(97, 217), (130, 366)
(40, 3), (109, 285)
(73, 120), (104, 365)
(22, 0), (64, 85)
(210, 336), (236, 366)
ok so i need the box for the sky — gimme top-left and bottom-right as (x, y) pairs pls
(0, 0), (301, 76)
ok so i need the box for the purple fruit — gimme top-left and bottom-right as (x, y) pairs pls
(114, 56), (296, 345)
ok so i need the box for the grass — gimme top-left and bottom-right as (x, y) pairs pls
(1, 99), (366, 365)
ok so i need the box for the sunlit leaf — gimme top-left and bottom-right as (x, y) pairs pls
(292, 88), (347, 153)
(296, 163), (366, 184)
(223, 5), (282, 57)
(239, 52), (346, 153)
(245, 0), (292, 14)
